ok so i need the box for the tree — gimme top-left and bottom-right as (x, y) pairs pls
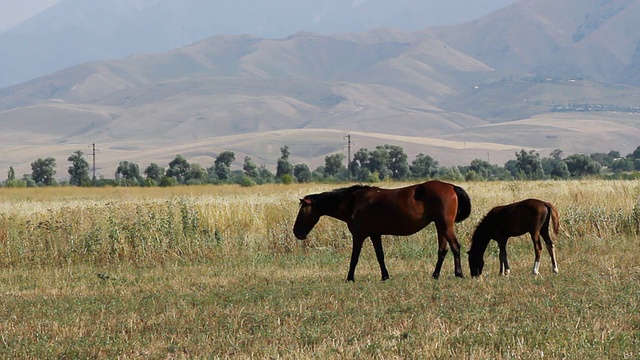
(541, 157), (570, 179)
(610, 158), (634, 173)
(276, 146), (293, 179)
(144, 163), (165, 183)
(243, 156), (260, 179)
(369, 146), (391, 179)
(564, 154), (601, 178)
(215, 151), (235, 168)
(4, 167), (24, 187)
(384, 145), (411, 180)
(166, 155), (190, 183)
(324, 153), (346, 177)
(350, 148), (371, 181)
(67, 150), (91, 186)
(212, 162), (231, 182)
(258, 165), (275, 184)
(213, 151), (235, 182)
(31, 157), (57, 186)
(468, 159), (493, 180)
(513, 150), (544, 179)
(549, 149), (563, 160)
(410, 153), (439, 179)
(184, 163), (207, 184)
(293, 164), (311, 183)
(588, 151), (619, 168)
(115, 161), (142, 185)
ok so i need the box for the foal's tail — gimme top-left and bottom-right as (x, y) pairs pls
(545, 202), (560, 235)
(453, 185), (472, 223)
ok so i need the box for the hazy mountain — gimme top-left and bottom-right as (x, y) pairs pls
(0, 0), (517, 88)
(2, 0), (640, 177)
(426, 0), (640, 86)
(0, 0), (59, 33)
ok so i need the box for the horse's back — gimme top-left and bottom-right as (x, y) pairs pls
(489, 198), (551, 236)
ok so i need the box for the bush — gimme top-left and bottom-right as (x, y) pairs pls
(280, 174), (294, 185)
(238, 176), (257, 187)
(160, 176), (178, 187)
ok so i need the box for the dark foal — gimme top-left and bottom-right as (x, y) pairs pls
(468, 198), (560, 277)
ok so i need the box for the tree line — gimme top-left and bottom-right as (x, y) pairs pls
(3, 144), (640, 188)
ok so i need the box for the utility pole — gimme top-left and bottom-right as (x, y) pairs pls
(91, 143), (97, 184)
(344, 134), (353, 179)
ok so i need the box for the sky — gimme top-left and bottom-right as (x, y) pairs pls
(0, 0), (60, 32)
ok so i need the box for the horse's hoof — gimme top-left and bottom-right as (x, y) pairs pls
(432, 273), (440, 280)
(553, 268), (559, 274)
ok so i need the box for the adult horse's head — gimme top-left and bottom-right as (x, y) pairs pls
(293, 197), (321, 240)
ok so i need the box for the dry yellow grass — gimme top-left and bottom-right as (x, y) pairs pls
(0, 180), (638, 358)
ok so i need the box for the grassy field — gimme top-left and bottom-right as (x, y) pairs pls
(0, 181), (638, 359)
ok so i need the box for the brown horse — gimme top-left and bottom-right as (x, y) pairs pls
(293, 180), (471, 281)
(467, 198), (560, 277)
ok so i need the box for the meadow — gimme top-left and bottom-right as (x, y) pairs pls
(0, 181), (638, 359)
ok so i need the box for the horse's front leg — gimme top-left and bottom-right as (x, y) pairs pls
(370, 234), (389, 281)
(346, 235), (366, 282)
(498, 238), (510, 275)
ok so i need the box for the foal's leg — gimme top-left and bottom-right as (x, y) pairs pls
(370, 234), (389, 281)
(541, 227), (559, 274)
(530, 231), (543, 275)
(346, 235), (366, 282)
(497, 238), (510, 275)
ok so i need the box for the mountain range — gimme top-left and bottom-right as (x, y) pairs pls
(0, 0), (518, 88)
(1, 0), (640, 178)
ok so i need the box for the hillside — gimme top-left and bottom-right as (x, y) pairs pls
(0, 0), (517, 88)
(426, 0), (640, 86)
(1, 0), (640, 178)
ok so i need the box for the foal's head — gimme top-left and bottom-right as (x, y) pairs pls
(293, 197), (320, 240)
(468, 251), (485, 277)
(468, 218), (492, 277)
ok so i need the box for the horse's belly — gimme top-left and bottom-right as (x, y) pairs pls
(369, 218), (429, 236)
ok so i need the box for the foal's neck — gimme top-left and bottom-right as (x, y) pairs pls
(469, 232), (491, 256)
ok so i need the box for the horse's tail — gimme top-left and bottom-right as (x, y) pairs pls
(545, 202), (560, 235)
(453, 185), (472, 223)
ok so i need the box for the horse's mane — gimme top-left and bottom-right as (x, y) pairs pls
(469, 213), (493, 246)
(332, 184), (371, 196)
(307, 184), (372, 210)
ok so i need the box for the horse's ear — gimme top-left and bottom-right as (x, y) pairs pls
(299, 198), (312, 206)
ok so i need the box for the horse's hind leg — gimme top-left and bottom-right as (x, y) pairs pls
(497, 238), (510, 275)
(433, 221), (463, 279)
(371, 234), (389, 281)
(346, 235), (366, 282)
(530, 231), (543, 275)
(432, 246), (448, 280)
(541, 228), (559, 274)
